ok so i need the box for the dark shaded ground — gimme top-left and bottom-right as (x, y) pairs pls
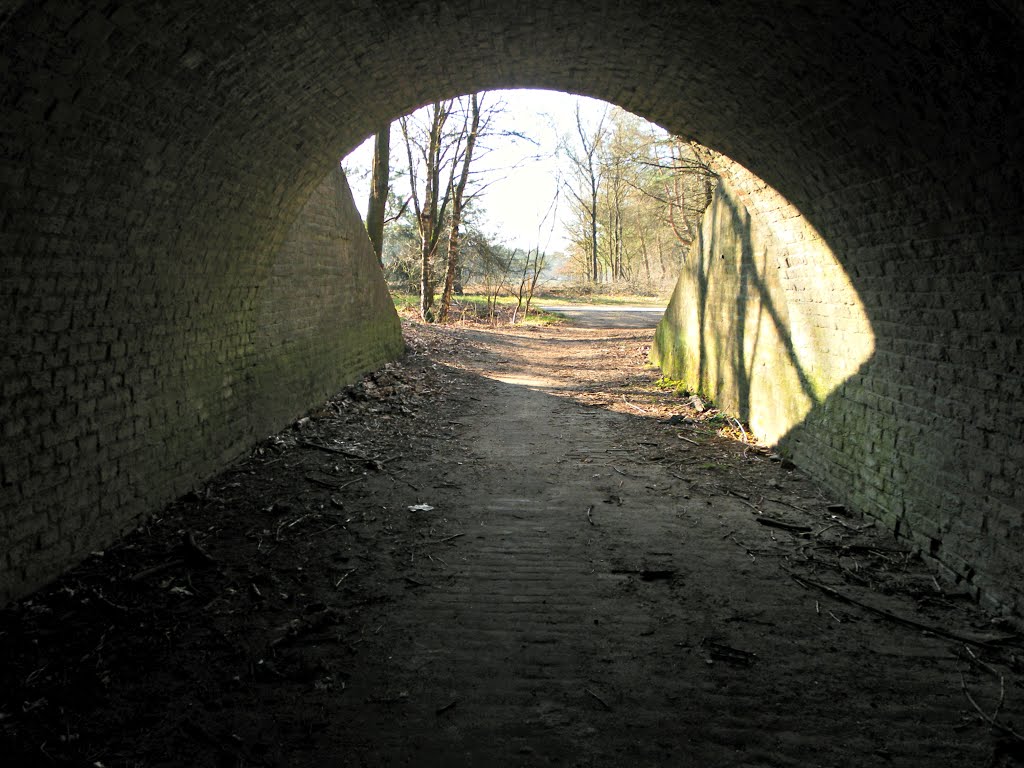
(2, 319), (1024, 767)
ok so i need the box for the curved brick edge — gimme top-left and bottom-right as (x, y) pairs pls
(0, 1), (1021, 611)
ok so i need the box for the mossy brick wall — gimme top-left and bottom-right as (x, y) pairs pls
(254, 167), (403, 429)
(653, 157), (1024, 616)
(0, 159), (402, 605)
(0, 1), (1021, 610)
(652, 157), (875, 447)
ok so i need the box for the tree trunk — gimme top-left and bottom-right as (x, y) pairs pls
(590, 181), (599, 283)
(439, 93), (482, 323)
(417, 103), (450, 321)
(639, 226), (651, 282)
(365, 125), (390, 264)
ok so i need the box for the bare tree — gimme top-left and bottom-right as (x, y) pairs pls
(563, 104), (608, 283)
(439, 93), (483, 323)
(400, 101), (458, 321)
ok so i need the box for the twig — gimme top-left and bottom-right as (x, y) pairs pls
(436, 699), (459, 715)
(962, 644), (1002, 679)
(756, 517), (811, 533)
(585, 687), (612, 711)
(435, 533), (465, 544)
(304, 474), (366, 490)
(677, 435), (700, 446)
(961, 674), (1024, 743)
(276, 514), (310, 541)
(622, 396), (650, 414)
(335, 569), (357, 588)
(129, 558), (184, 582)
(587, 505), (595, 526)
(791, 574), (1005, 650)
(764, 497), (808, 512)
(183, 531), (216, 566)
(396, 476), (421, 492)
(296, 440), (367, 460)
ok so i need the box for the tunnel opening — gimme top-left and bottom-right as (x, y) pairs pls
(339, 86), (876, 450)
(1, 3), (1023, 760)
(1, 0), (1021, 627)
(340, 90), (718, 317)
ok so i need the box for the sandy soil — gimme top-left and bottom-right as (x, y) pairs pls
(2, 318), (1023, 767)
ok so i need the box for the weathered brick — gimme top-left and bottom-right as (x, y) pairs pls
(0, 0), (1020, 620)
(654, 155), (1023, 619)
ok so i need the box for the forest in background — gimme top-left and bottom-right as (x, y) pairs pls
(344, 92), (719, 323)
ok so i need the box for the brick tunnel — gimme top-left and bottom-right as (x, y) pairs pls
(1, 0), (1022, 627)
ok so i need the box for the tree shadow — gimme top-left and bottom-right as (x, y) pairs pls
(653, 179), (867, 446)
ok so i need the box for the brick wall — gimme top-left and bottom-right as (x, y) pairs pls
(255, 168), (404, 429)
(653, 158), (1024, 617)
(0, 0), (1021, 610)
(0, 164), (402, 605)
(652, 157), (875, 446)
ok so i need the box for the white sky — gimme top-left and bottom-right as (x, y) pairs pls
(342, 89), (635, 253)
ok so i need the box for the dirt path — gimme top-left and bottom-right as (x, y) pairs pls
(3, 321), (1023, 767)
(537, 304), (664, 328)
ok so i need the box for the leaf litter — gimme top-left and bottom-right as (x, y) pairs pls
(2, 318), (1024, 765)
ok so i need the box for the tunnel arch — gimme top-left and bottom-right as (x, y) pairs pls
(1, 1), (1022, 613)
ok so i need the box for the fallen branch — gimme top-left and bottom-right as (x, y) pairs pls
(737, 499), (763, 514)
(791, 574), (1006, 650)
(764, 496), (808, 512)
(296, 440), (368, 461)
(304, 473), (366, 491)
(755, 517), (810, 533)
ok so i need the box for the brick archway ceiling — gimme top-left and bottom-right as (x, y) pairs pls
(2, 0), (1024, 611)
(2, 0), (1020, 276)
